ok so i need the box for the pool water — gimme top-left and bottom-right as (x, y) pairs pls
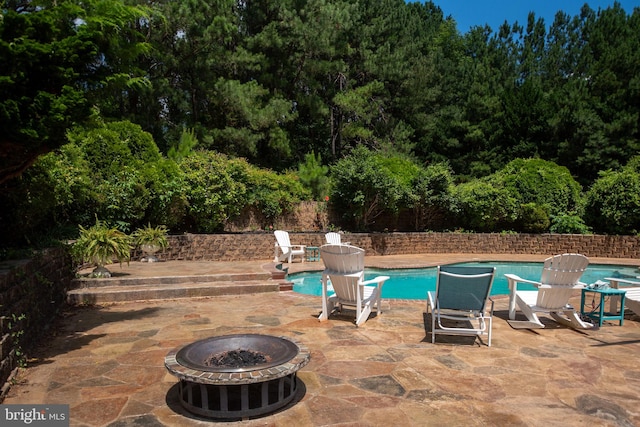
(289, 262), (640, 300)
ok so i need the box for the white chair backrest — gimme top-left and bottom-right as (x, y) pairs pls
(320, 244), (365, 303)
(274, 230), (292, 249)
(537, 253), (589, 309)
(321, 244), (364, 274)
(540, 253), (589, 285)
(325, 232), (342, 245)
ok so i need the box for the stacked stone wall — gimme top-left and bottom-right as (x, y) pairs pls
(159, 232), (640, 261)
(0, 247), (73, 400)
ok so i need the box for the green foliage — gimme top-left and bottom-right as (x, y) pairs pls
(451, 180), (518, 232)
(515, 203), (551, 233)
(490, 158), (583, 216)
(8, 313), (27, 368)
(585, 166), (640, 234)
(179, 151), (248, 232)
(329, 146), (410, 230)
(0, 144), (94, 245)
(0, 0), (150, 184)
(488, 158), (584, 232)
(71, 218), (132, 267)
(168, 128), (198, 162)
(550, 214), (592, 234)
(237, 162), (311, 222)
(66, 121), (180, 231)
(4, 0), (640, 237)
(298, 152), (329, 200)
(410, 162), (456, 230)
(207, 79), (296, 166)
(132, 224), (169, 249)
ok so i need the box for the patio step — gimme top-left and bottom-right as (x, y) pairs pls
(70, 271), (273, 288)
(67, 279), (285, 305)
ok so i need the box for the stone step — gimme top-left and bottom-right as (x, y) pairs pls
(67, 280), (286, 305)
(71, 272), (272, 288)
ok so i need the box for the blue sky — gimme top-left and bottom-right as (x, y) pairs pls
(424, 1), (640, 33)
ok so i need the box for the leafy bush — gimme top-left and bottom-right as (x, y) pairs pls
(298, 151), (329, 200)
(66, 121), (184, 231)
(329, 146), (409, 230)
(179, 151), (248, 232)
(451, 180), (518, 232)
(236, 160), (310, 222)
(585, 167), (640, 234)
(0, 143), (94, 246)
(489, 158), (584, 232)
(550, 214), (591, 234)
(410, 162), (455, 230)
(515, 203), (550, 233)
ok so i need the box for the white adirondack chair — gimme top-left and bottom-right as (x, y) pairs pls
(505, 253), (593, 329)
(318, 244), (389, 327)
(325, 232), (350, 245)
(273, 230), (306, 263)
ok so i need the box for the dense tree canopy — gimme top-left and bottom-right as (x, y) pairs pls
(3, 0), (639, 185)
(2, 0), (640, 246)
(0, 0), (150, 184)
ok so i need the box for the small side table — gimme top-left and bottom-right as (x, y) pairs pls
(580, 287), (626, 326)
(306, 246), (320, 262)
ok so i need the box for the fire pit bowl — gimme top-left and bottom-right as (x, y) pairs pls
(165, 334), (310, 420)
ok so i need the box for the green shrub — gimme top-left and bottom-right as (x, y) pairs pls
(65, 121), (187, 231)
(298, 152), (329, 200)
(490, 158), (584, 217)
(239, 163), (310, 222)
(0, 143), (94, 246)
(550, 214), (592, 234)
(585, 167), (640, 234)
(410, 162), (455, 230)
(515, 203), (550, 233)
(329, 146), (408, 230)
(451, 180), (518, 232)
(487, 158), (585, 233)
(179, 151), (248, 232)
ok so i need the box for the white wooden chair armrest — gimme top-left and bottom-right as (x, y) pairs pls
(504, 273), (542, 287)
(361, 276), (390, 287)
(505, 274), (541, 320)
(360, 276), (389, 315)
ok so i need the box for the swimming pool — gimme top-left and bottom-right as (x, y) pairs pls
(289, 262), (640, 299)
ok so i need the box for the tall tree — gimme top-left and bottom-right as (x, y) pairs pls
(0, 0), (149, 184)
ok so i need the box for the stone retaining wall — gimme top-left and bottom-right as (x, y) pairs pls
(0, 247), (73, 400)
(158, 232), (640, 261)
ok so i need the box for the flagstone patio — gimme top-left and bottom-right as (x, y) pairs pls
(4, 255), (640, 426)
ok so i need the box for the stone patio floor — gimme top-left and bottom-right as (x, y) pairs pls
(4, 254), (640, 426)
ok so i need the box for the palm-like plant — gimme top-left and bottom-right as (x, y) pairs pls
(132, 224), (169, 262)
(72, 219), (132, 277)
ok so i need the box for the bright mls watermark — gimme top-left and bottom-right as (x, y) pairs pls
(1, 405), (69, 426)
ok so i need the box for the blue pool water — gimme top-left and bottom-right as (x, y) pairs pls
(289, 262), (640, 299)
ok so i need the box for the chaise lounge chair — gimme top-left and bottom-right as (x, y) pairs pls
(273, 230), (306, 263)
(505, 253), (593, 329)
(603, 277), (640, 318)
(426, 265), (496, 346)
(318, 244), (389, 327)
